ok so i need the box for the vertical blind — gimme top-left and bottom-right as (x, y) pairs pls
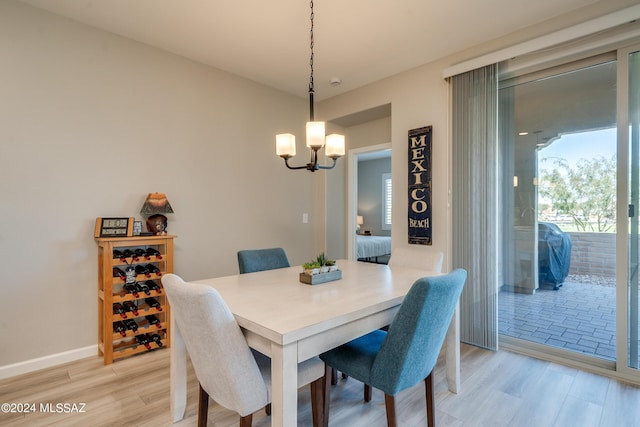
(451, 64), (499, 351)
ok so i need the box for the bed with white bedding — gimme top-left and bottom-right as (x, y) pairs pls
(356, 235), (391, 260)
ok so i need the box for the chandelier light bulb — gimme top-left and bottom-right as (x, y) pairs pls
(276, 133), (296, 158)
(325, 134), (345, 158)
(306, 121), (326, 149)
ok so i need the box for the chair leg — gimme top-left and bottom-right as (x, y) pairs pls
(310, 376), (324, 427)
(198, 384), (209, 427)
(323, 365), (332, 427)
(425, 373), (435, 427)
(384, 394), (397, 427)
(239, 414), (253, 427)
(330, 367), (349, 386)
(364, 384), (372, 402)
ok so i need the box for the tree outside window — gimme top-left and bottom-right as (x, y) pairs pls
(539, 154), (616, 232)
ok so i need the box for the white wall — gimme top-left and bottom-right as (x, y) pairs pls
(0, 1), (319, 366)
(319, 63), (451, 269)
(325, 116), (391, 259)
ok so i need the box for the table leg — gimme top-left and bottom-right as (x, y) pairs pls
(171, 316), (187, 422)
(270, 342), (298, 427)
(445, 304), (460, 393)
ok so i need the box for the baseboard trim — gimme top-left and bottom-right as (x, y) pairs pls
(0, 345), (98, 380)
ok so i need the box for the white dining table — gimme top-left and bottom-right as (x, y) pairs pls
(170, 259), (460, 426)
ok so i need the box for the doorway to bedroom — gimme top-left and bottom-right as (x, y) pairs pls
(347, 143), (392, 263)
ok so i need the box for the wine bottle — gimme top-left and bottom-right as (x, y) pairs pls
(134, 248), (145, 261)
(113, 303), (127, 318)
(137, 281), (151, 295)
(134, 282), (144, 295)
(122, 249), (134, 259)
(136, 334), (151, 350)
(124, 319), (139, 332)
(146, 280), (162, 294)
(145, 297), (163, 311)
(145, 315), (161, 328)
(113, 249), (126, 261)
(123, 300), (139, 316)
(113, 321), (127, 337)
(123, 283), (140, 297)
(148, 333), (164, 347)
(145, 248), (162, 259)
(135, 264), (151, 278)
(146, 264), (162, 276)
(113, 267), (127, 281)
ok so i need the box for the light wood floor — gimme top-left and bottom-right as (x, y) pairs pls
(2, 344), (640, 426)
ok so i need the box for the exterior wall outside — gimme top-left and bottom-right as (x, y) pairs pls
(567, 232), (616, 277)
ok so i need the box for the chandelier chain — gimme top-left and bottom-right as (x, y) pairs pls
(275, 0), (344, 172)
(309, 0), (315, 94)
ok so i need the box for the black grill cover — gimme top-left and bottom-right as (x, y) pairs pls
(538, 222), (572, 285)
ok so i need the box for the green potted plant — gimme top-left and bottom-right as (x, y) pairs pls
(316, 252), (329, 273)
(303, 261), (321, 275)
(300, 252), (341, 284)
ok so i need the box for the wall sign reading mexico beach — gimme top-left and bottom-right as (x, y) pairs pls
(408, 126), (432, 245)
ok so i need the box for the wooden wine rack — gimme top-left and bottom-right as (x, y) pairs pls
(95, 235), (175, 364)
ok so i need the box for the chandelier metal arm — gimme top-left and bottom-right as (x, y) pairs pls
(315, 158), (338, 170)
(282, 146), (337, 172)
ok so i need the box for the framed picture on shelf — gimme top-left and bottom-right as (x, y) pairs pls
(94, 217), (134, 238)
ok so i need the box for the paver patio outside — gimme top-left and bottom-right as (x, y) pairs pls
(499, 276), (617, 360)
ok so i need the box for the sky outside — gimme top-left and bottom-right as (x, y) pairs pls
(539, 127), (617, 172)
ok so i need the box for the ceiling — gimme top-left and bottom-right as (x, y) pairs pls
(18, 0), (628, 101)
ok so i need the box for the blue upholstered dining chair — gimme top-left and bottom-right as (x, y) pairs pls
(342, 245), (446, 398)
(162, 274), (326, 427)
(320, 269), (467, 427)
(333, 246), (445, 392)
(237, 247), (290, 274)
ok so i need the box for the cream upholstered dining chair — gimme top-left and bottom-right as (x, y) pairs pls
(162, 274), (327, 427)
(236, 247), (291, 416)
(387, 246), (444, 273)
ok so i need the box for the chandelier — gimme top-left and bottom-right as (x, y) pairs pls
(275, 0), (345, 172)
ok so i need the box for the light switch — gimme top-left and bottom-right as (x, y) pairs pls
(302, 213), (309, 223)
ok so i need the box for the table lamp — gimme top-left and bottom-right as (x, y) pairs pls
(357, 215), (364, 234)
(140, 193), (174, 235)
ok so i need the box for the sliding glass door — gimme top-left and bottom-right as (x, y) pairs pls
(499, 57), (619, 362)
(498, 43), (640, 378)
(626, 47), (640, 370)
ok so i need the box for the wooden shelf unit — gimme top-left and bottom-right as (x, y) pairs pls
(95, 235), (175, 364)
